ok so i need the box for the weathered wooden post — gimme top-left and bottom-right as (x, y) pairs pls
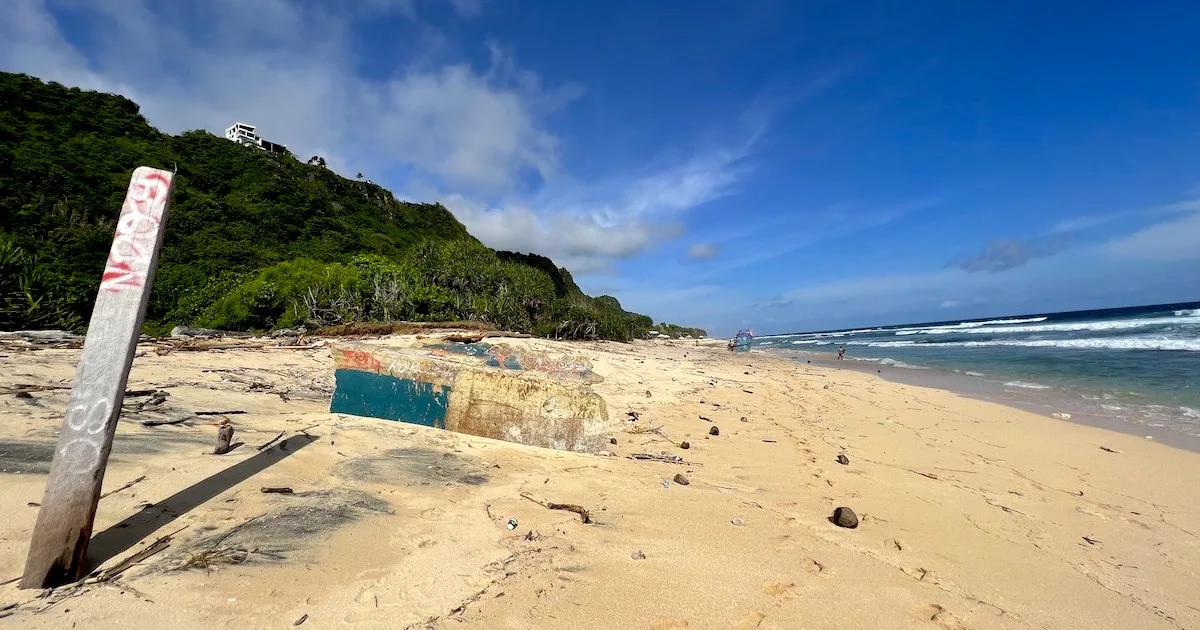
(21, 167), (176, 588)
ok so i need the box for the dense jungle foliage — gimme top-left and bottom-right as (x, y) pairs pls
(0, 73), (706, 341)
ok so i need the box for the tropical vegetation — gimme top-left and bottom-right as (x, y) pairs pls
(0, 72), (706, 341)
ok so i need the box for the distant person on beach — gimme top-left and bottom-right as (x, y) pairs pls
(837, 346), (846, 360)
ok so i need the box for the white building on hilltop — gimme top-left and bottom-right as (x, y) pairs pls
(224, 122), (288, 155)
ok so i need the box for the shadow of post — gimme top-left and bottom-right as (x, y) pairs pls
(86, 434), (317, 569)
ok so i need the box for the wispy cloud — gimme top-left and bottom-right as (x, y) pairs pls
(1103, 206), (1200, 262)
(0, 0), (789, 278)
(444, 107), (771, 273)
(1, 0), (566, 193)
(687, 243), (719, 260)
(951, 235), (1072, 273)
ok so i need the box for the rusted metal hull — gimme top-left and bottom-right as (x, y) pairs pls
(329, 342), (612, 452)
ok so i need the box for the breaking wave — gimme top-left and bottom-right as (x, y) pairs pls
(865, 336), (1200, 352)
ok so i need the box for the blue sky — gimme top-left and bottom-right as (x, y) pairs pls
(3, 0), (1199, 335)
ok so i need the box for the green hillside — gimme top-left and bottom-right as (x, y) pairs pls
(0, 72), (706, 340)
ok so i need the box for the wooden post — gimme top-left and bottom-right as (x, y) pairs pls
(214, 423), (235, 455)
(21, 167), (176, 588)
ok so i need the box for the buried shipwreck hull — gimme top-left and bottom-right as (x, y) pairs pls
(329, 341), (612, 452)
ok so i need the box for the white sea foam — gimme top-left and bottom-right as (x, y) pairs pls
(855, 357), (927, 369)
(1175, 308), (1200, 317)
(1004, 380), (1052, 390)
(866, 336), (1200, 351)
(964, 371), (986, 377)
(891, 316), (1048, 335)
(895, 315), (1200, 336)
(879, 358), (927, 369)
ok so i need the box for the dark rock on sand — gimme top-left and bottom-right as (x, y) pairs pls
(836, 453), (849, 465)
(708, 426), (720, 436)
(679, 441), (691, 449)
(673, 473), (690, 486)
(832, 506), (859, 529)
(610, 437), (617, 445)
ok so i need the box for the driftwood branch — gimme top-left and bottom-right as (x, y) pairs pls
(255, 431), (286, 451)
(140, 416), (192, 427)
(100, 475), (147, 500)
(94, 526), (186, 582)
(519, 492), (591, 524)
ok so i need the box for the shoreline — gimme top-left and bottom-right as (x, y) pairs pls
(1, 336), (1198, 628)
(770, 347), (1200, 453)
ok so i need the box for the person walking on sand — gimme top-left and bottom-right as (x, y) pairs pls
(837, 346), (846, 360)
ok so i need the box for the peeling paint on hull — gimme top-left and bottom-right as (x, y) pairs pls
(330, 369), (450, 428)
(329, 343), (613, 452)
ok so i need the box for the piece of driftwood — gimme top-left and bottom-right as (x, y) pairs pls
(214, 425), (235, 455)
(100, 475), (147, 499)
(140, 416), (191, 427)
(22, 167), (177, 589)
(3, 383), (73, 394)
(260, 487), (294, 494)
(519, 492), (591, 524)
(169, 326), (255, 339)
(94, 526), (185, 582)
(196, 410), (246, 416)
(628, 452), (686, 464)
(256, 431), (286, 451)
(442, 333), (486, 343)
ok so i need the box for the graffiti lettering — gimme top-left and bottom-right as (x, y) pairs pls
(100, 170), (172, 293)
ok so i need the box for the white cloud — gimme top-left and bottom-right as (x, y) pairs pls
(1, 0), (755, 277)
(441, 195), (664, 273)
(1, 0), (561, 192)
(1104, 208), (1200, 262)
(687, 243), (719, 260)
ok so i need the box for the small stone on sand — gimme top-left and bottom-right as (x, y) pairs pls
(673, 473), (690, 486)
(631, 550), (646, 560)
(731, 517), (745, 526)
(709, 426), (720, 436)
(832, 506), (859, 529)
(836, 453), (849, 465)
(680, 441), (690, 449)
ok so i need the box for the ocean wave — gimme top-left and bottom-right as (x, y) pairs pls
(1175, 308), (1200, 317)
(855, 357), (927, 369)
(891, 316), (1048, 335)
(866, 336), (1200, 351)
(964, 371), (986, 377)
(896, 315), (1200, 336)
(1004, 381), (1051, 390)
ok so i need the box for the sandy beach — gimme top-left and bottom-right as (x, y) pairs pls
(1, 336), (1198, 629)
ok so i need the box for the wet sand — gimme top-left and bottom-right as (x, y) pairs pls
(1, 337), (1198, 629)
(786, 350), (1200, 452)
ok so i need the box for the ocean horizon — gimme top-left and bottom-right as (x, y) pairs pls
(757, 301), (1200, 446)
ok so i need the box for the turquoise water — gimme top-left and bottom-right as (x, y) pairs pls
(758, 301), (1200, 439)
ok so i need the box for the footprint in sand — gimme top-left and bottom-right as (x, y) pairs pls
(649, 619), (690, 629)
(886, 537), (904, 551)
(763, 581), (799, 603)
(919, 603), (967, 629)
(421, 506), (453, 521)
(802, 557), (827, 575)
(734, 611), (766, 629)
